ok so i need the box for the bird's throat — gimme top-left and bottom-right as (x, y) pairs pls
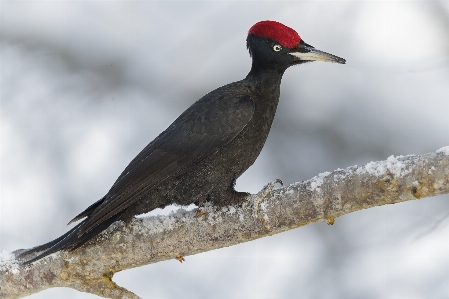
(245, 62), (285, 98)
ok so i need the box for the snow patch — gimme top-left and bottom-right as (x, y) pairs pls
(436, 146), (449, 155)
(103, 220), (125, 234)
(136, 204), (196, 218)
(285, 188), (295, 195)
(135, 207), (199, 235)
(332, 168), (351, 182)
(357, 155), (412, 177)
(0, 250), (20, 274)
(308, 171), (331, 191)
(140, 214), (178, 234)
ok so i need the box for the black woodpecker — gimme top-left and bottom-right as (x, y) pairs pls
(18, 20), (345, 264)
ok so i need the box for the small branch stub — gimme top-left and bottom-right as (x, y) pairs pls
(175, 256), (186, 263)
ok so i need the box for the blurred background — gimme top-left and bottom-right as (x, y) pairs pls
(1, 1), (449, 298)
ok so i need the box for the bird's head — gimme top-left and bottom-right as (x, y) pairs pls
(247, 21), (345, 70)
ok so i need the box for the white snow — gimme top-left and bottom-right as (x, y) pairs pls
(285, 188), (295, 195)
(0, 250), (20, 274)
(356, 155), (412, 177)
(102, 220), (125, 235)
(436, 146), (449, 155)
(136, 204), (196, 218)
(308, 171), (331, 191)
(138, 214), (180, 235)
(332, 168), (351, 182)
(227, 206), (236, 215)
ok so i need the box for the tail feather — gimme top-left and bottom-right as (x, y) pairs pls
(15, 229), (73, 257)
(68, 212), (125, 251)
(17, 222), (84, 264)
(18, 211), (126, 265)
(67, 197), (105, 225)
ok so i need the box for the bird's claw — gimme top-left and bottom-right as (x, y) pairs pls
(250, 179), (283, 217)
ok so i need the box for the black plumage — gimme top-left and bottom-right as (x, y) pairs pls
(18, 20), (344, 264)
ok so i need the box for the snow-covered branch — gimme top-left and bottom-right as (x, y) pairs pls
(1, 147), (449, 299)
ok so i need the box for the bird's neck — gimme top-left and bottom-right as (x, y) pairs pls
(245, 62), (286, 89)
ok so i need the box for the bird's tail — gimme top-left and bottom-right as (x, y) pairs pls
(15, 221), (84, 264)
(16, 210), (125, 265)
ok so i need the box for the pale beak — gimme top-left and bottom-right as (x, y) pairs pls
(289, 42), (345, 64)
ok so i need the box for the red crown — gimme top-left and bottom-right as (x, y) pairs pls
(248, 21), (302, 48)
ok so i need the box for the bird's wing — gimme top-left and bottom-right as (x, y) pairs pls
(76, 93), (255, 236)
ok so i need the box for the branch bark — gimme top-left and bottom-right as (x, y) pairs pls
(1, 147), (449, 299)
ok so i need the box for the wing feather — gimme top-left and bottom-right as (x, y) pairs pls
(77, 93), (254, 236)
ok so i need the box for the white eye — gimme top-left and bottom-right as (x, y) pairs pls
(273, 44), (282, 52)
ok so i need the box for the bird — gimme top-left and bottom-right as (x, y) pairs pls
(17, 20), (345, 264)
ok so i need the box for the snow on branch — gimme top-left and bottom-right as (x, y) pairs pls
(1, 147), (449, 299)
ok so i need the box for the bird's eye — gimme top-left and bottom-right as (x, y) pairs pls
(273, 45), (282, 52)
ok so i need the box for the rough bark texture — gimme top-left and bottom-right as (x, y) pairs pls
(1, 148), (448, 299)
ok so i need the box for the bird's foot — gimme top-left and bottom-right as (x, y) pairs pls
(249, 179), (283, 217)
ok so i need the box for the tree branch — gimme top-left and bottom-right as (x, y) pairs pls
(1, 147), (449, 299)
